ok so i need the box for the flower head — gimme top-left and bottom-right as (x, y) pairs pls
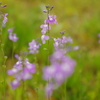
(40, 24), (51, 34)
(9, 33), (18, 42)
(41, 34), (49, 44)
(2, 13), (8, 27)
(28, 40), (41, 54)
(43, 50), (76, 97)
(7, 56), (36, 89)
(45, 15), (58, 25)
(8, 28), (18, 42)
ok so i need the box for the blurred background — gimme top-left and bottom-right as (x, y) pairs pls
(0, 0), (100, 100)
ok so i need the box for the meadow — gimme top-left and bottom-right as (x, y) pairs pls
(0, 0), (100, 100)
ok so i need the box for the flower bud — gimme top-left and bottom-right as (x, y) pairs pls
(43, 10), (47, 13)
(50, 6), (54, 11)
(2, 4), (7, 7)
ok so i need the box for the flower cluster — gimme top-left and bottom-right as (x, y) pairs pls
(28, 39), (41, 54)
(43, 50), (76, 97)
(0, 3), (8, 27)
(7, 55), (36, 89)
(2, 13), (8, 27)
(8, 28), (18, 42)
(0, 8), (8, 27)
(53, 36), (73, 50)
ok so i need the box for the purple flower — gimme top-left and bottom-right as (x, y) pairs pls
(11, 79), (20, 89)
(43, 50), (76, 96)
(8, 56), (36, 89)
(28, 40), (41, 54)
(53, 38), (63, 50)
(53, 36), (73, 50)
(43, 10), (47, 13)
(2, 13), (8, 27)
(45, 15), (58, 25)
(41, 35), (49, 44)
(7, 68), (18, 75)
(9, 33), (18, 42)
(40, 24), (51, 34)
(8, 28), (18, 42)
(8, 28), (13, 33)
(2, 4), (7, 7)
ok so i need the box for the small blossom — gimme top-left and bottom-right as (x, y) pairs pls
(41, 35), (49, 44)
(2, 4), (7, 7)
(28, 40), (41, 54)
(8, 56), (36, 89)
(40, 24), (51, 34)
(45, 15), (58, 25)
(43, 10), (47, 13)
(9, 33), (18, 42)
(11, 79), (20, 89)
(2, 13), (8, 27)
(43, 50), (76, 97)
(8, 28), (13, 33)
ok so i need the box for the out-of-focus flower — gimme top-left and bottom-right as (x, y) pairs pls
(11, 79), (20, 89)
(43, 10), (47, 13)
(8, 28), (13, 33)
(53, 38), (63, 50)
(7, 56), (36, 89)
(41, 34), (49, 44)
(28, 40), (41, 54)
(2, 4), (7, 7)
(8, 28), (18, 42)
(2, 13), (8, 27)
(53, 36), (73, 50)
(73, 46), (79, 50)
(43, 50), (76, 97)
(40, 24), (51, 34)
(9, 33), (18, 42)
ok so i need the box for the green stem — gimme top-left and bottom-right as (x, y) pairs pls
(0, 26), (7, 100)
(22, 80), (25, 100)
(47, 9), (51, 100)
(64, 80), (67, 100)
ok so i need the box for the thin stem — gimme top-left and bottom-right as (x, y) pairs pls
(64, 80), (67, 100)
(0, 25), (7, 100)
(12, 42), (14, 64)
(47, 9), (51, 100)
(22, 80), (25, 100)
(47, 10), (50, 65)
(34, 54), (39, 100)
